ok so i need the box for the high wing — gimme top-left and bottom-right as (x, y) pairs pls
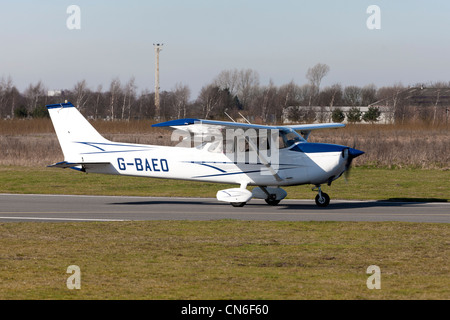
(152, 118), (278, 136)
(152, 118), (345, 140)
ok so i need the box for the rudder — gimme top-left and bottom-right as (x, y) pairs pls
(47, 102), (109, 162)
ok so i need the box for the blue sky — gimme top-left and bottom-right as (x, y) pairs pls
(1, 0), (450, 97)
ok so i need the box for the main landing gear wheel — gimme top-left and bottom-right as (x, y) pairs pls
(264, 193), (280, 206)
(230, 202), (246, 207)
(315, 193), (330, 207)
(265, 198), (280, 206)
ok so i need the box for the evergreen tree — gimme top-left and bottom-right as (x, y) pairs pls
(331, 108), (345, 123)
(363, 106), (381, 123)
(347, 107), (362, 123)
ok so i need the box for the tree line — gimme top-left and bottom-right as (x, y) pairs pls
(1, 64), (449, 124)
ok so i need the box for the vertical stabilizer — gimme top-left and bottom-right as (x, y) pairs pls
(47, 102), (109, 162)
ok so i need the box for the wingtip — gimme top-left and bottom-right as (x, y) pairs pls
(152, 118), (200, 127)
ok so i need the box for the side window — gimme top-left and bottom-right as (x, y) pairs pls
(279, 135), (287, 149)
(279, 131), (304, 149)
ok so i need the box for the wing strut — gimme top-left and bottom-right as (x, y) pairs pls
(245, 134), (283, 182)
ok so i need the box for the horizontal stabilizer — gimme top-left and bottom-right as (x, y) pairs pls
(48, 161), (111, 169)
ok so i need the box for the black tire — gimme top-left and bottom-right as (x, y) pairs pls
(265, 199), (280, 206)
(231, 202), (246, 207)
(315, 193), (330, 207)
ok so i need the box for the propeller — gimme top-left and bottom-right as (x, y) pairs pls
(343, 147), (364, 181)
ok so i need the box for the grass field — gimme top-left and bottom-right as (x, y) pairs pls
(0, 166), (448, 202)
(0, 166), (448, 300)
(0, 220), (448, 300)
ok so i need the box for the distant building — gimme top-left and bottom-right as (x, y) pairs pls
(47, 90), (62, 97)
(282, 106), (391, 124)
(398, 87), (450, 106)
(369, 87), (450, 124)
(283, 87), (450, 124)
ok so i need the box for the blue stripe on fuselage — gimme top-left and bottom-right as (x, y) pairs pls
(290, 143), (346, 153)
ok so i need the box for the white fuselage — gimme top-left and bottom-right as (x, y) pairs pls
(80, 141), (347, 187)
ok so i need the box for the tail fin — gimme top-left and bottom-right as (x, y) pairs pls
(47, 102), (110, 162)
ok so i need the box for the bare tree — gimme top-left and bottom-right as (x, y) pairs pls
(306, 63), (330, 89)
(298, 84), (315, 106)
(173, 83), (191, 119)
(73, 80), (90, 111)
(253, 79), (277, 123)
(376, 83), (405, 123)
(432, 88), (440, 126)
(361, 84), (377, 105)
(278, 81), (301, 106)
(198, 84), (222, 119)
(23, 80), (45, 115)
(136, 89), (154, 119)
(214, 68), (259, 108)
(343, 86), (362, 106)
(319, 83), (343, 107)
(122, 77), (137, 120)
(0, 76), (14, 118)
(93, 84), (103, 119)
(214, 70), (238, 96)
(306, 63), (330, 105)
(108, 78), (121, 120)
(277, 81), (302, 122)
(237, 68), (260, 108)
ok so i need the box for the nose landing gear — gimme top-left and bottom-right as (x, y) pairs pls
(313, 185), (330, 207)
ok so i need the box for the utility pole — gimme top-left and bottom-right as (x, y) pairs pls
(153, 43), (163, 120)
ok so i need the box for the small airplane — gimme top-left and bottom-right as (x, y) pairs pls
(46, 102), (364, 207)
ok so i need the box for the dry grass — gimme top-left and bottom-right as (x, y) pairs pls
(0, 119), (449, 169)
(310, 123), (449, 169)
(0, 119), (172, 166)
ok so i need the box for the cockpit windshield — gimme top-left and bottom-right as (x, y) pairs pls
(279, 130), (305, 149)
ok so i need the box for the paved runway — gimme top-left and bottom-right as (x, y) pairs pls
(0, 193), (448, 223)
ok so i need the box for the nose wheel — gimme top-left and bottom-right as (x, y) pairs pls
(313, 186), (330, 207)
